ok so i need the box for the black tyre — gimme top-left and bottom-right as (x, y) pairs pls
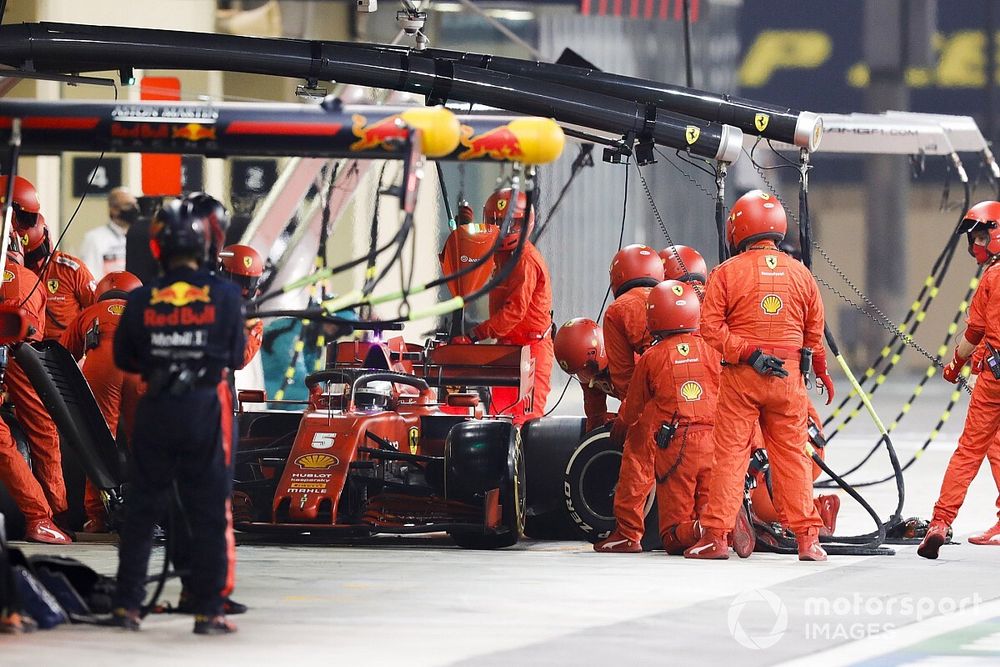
(450, 429), (525, 549)
(563, 427), (659, 549)
(521, 416), (585, 539)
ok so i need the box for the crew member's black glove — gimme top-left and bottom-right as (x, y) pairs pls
(747, 349), (789, 378)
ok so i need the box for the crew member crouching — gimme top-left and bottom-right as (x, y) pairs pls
(61, 271), (144, 533)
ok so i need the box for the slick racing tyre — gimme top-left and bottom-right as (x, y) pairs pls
(450, 427), (526, 550)
(563, 427), (658, 549)
(521, 416), (584, 540)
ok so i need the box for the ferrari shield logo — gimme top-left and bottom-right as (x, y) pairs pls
(496, 199), (507, 211)
(243, 255), (253, 269)
(677, 343), (690, 356)
(46, 279), (59, 294)
(765, 255), (778, 269)
(671, 284), (684, 297)
(685, 125), (701, 145)
(408, 427), (420, 455)
(755, 113), (770, 132)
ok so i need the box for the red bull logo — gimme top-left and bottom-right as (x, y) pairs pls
(458, 124), (524, 161)
(150, 281), (211, 307)
(171, 123), (216, 142)
(350, 114), (407, 152)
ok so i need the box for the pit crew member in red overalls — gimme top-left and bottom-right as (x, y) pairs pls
(553, 318), (618, 433)
(619, 280), (720, 553)
(592, 244), (662, 552)
(19, 213), (96, 340)
(60, 271), (143, 533)
(219, 244), (265, 368)
(920, 201), (1000, 558)
(0, 230), (71, 544)
(470, 189), (553, 425)
(686, 190), (827, 562)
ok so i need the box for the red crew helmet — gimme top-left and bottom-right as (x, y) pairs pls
(726, 190), (787, 253)
(610, 244), (663, 297)
(553, 318), (607, 382)
(647, 280), (700, 336)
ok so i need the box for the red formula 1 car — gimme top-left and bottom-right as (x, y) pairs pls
(233, 338), (531, 549)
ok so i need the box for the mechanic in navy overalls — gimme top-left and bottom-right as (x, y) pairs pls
(109, 198), (245, 635)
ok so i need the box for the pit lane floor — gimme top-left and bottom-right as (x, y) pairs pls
(5, 376), (1000, 666)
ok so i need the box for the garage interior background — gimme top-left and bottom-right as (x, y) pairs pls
(2, 0), (998, 371)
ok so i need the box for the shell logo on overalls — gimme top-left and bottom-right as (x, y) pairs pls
(680, 381), (703, 402)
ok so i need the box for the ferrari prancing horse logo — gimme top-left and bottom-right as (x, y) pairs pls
(408, 427), (420, 455)
(671, 284), (685, 297)
(677, 343), (690, 356)
(243, 255), (253, 269)
(46, 279), (59, 294)
(765, 255), (778, 270)
(685, 125), (701, 145)
(755, 113), (770, 132)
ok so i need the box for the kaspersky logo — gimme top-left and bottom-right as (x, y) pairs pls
(458, 124), (524, 161)
(680, 381), (703, 401)
(150, 282), (211, 307)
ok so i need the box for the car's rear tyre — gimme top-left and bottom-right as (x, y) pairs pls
(563, 427), (659, 549)
(450, 429), (525, 549)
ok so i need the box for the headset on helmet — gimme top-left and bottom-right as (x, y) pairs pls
(95, 271), (142, 301)
(182, 192), (230, 260)
(483, 188), (534, 252)
(960, 201), (1000, 265)
(17, 213), (52, 256)
(554, 318), (607, 383)
(218, 244), (264, 298)
(6, 226), (23, 266)
(149, 199), (211, 269)
(0, 175), (41, 230)
(610, 244), (664, 297)
(659, 245), (707, 285)
(726, 190), (787, 253)
(647, 280), (700, 337)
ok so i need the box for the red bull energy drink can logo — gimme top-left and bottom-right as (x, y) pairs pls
(350, 114), (407, 152)
(149, 281), (212, 307)
(172, 123), (217, 142)
(458, 124), (524, 161)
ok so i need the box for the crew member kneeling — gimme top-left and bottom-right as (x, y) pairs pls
(110, 199), (245, 634)
(686, 190), (827, 562)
